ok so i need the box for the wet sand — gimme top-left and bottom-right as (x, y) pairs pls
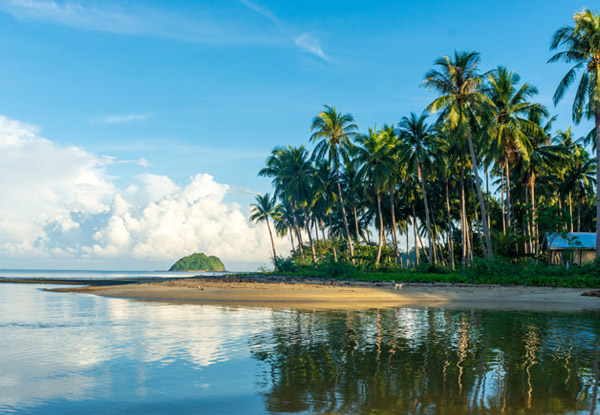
(45, 275), (600, 311)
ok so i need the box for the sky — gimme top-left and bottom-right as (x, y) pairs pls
(0, 0), (595, 271)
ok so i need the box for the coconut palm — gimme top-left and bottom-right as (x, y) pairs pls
(311, 105), (359, 262)
(398, 112), (442, 263)
(423, 50), (494, 260)
(483, 66), (542, 229)
(549, 8), (600, 257)
(250, 193), (282, 264)
(354, 127), (396, 264)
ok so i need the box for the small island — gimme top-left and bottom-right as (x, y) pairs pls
(168, 253), (225, 272)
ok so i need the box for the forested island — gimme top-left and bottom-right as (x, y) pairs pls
(168, 253), (225, 272)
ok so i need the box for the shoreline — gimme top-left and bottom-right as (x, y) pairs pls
(35, 275), (600, 312)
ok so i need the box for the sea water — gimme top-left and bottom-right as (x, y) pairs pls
(0, 278), (599, 414)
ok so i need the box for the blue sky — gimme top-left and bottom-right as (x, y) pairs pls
(0, 0), (595, 270)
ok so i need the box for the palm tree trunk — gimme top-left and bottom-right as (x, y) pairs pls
(418, 162), (435, 263)
(505, 158), (512, 229)
(352, 201), (360, 245)
(467, 131), (493, 260)
(578, 193), (582, 232)
(469, 173), (486, 255)
(569, 192), (574, 232)
(501, 172), (506, 234)
(265, 217), (277, 263)
(459, 163), (468, 266)
(596, 112), (600, 259)
(531, 175), (539, 263)
(411, 204), (420, 266)
(314, 219), (320, 243)
(445, 177), (455, 270)
(303, 208), (317, 264)
(524, 186), (530, 255)
(375, 192), (384, 265)
(486, 166), (491, 229)
(289, 230), (295, 252)
(327, 213), (338, 262)
(389, 184), (400, 265)
(336, 178), (355, 263)
(289, 201), (304, 261)
(406, 228), (411, 268)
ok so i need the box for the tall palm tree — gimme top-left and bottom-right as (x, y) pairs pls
(398, 112), (441, 263)
(423, 50), (494, 260)
(483, 66), (542, 230)
(354, 127), (395, 264)
(311, 105), (359, 262)
(250, 193), (282, 264)
(549, 8), (600, 257)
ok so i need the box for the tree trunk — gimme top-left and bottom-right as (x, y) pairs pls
(486, 166), (491, 230)
(578, 193), (582, 232)
(303, 208), (317, 264)
(501, 172), (506, 234)
(352, 201), (360, 245)
(406, 228), (411, 268)
(469, 173), (486, 256)
(569, 192), (574, 232)
(389, 184), (400, 265)
(524, 186), (530, 255)
(328, 213), (338, 262)
(418, 162), (435, 263)
(531, 174), (539, 263)
(337, 178), (355, 263)
(467, 131), (494, 260)
(459, 162), (468, 266)
(375, 192), (384, 265)
(411, 204), (420, 266)
(289, 227), (295, 252)
(505, 158), (512, 229)
(289, 201), (304, 261)
(596, 112), (600, 259)
(445, 177), (455, 269)
(266, 217), (277, 263)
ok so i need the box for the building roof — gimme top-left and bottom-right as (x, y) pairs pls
(548, 232), (596, 250)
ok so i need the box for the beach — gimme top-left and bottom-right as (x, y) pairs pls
(45, 275), (600, 312)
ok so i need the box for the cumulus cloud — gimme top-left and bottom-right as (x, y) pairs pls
(0, 114), (288, 269)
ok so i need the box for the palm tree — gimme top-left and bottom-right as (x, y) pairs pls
(354, 127), (395, 264)
(483, 66), (542, 230)
(549, 8), (600, 257)
(423, 50), (494, 260)
(398, 112), (441, 263)
(311, 105), (359, 262)
(250, 193), (282, 264)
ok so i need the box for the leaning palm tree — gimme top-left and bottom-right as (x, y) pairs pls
(549, 8), (600, 257)
(250, 193), (282, 264)
(423, 50), (494, 260)
(310, 106), (359, 262)
(398, 112), (441, 263)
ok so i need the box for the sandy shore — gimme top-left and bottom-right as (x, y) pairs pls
(46, 275), (600, 311)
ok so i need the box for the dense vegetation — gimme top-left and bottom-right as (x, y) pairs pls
(250, 9), (600, 282)
(169, 253), (225, 272)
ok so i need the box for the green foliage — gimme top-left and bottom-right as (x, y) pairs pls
(273, 256), (297, 273)
(169, 252), (225, 272)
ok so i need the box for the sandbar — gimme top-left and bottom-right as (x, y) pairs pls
(46, 275), (600, 312)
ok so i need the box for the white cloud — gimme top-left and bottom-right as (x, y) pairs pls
(295, 33), (330, 62)
(0, 114), (288, 269)
(97, 113), (152, 124)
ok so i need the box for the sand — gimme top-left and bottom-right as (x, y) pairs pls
(46, 275), (600, 312)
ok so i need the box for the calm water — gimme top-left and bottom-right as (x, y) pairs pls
(0, 269), (230, 280)
(1, 282), (599, 414)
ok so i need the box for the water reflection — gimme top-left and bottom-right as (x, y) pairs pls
(250, 308), (600, 415)
(1, 284), (599, 414)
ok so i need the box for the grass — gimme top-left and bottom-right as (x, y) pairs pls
(266, 257), (600, 288)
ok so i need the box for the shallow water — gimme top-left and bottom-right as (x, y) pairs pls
(0, 282), (599, 414)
